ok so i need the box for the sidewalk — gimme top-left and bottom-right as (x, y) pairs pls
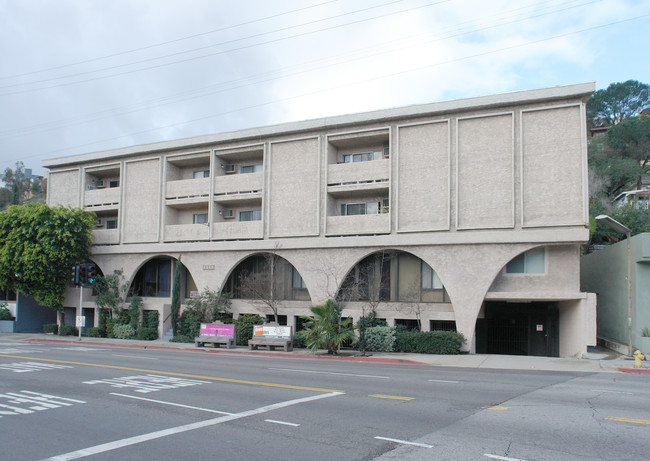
(1, 332), (648, 374)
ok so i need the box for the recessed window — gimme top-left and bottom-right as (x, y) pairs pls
(192, 170), (210, 179)
(292, 267), (307, 289)
(240, 164), (263, 174)
(340, 201), (380, 216)
(105, 219), (118, 229)
(421, 261), (443, 290)
(108, 179), (119, 188)
(506, 248), (545, 274)
(192, 213), (208, 224)
(239, 210), (261, 221)
(341, 151), (382, 163)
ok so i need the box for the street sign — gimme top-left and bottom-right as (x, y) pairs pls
(75, 316), (86, 328)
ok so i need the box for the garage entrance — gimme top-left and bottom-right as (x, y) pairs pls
(476, 302), (559, 357)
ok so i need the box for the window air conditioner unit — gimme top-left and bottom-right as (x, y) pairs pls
(383, 146), (390, 158)
(222, 164), (235, 174)
(219, 209), (234, 218)
(96, 180), (106, 188)
(95, 218), (104, 228)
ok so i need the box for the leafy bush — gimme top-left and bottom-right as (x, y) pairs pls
(169, 334), (194, 343)
(362, 326), (396, 352)
(0, 305), (14, 321)
(142, 310), (159, 329)
(642, 327), (650, 337)
(84, 327), (104, 338)
(136, 327), (158, 341)
(43, 323), (58, 334)
(292, 334), (306, 349)
(112, 324), (136, 339)
(234, 314), (264, 346)
(59, 325), (78, 336)
(394, 328), (465, 354)
(105, 318), (118, 338)
(177, 307), (203, 339)
(128, 296), (142, 329)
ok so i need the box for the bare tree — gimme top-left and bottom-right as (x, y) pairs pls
(239, 245), (283, 323)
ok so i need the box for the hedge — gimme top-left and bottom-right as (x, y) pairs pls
(394, 329), (465, 354)
(363, 326), (395, 352)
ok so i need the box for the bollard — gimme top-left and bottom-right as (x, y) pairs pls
(634, 350), (645, 369)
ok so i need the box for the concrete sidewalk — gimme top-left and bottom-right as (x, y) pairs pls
(1, 332), (648, 374)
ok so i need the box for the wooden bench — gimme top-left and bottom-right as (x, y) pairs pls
(195, 335), (235, 349)
(248, 323), (293, 352)
(195, 323), (236, 349)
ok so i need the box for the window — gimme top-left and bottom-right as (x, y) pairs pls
(192, 213), (208, 224)
(506, 248), (545, 274)
(239, 210), (261, 221)
(340, 201), (380, 216)
(108, 179), (119, 188)
(130, 258), (172, 297)
(341, 151), (382, 163)
(421, 262), (443, 290)
(430, 320), (457, 332)
(192, 170), (210, 179)
(266, 314), (287, 325)
(240, 164), (263, 174)
(105, 219), (118, 229)
(292, 267), (307, 289)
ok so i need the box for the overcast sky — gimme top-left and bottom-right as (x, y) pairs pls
(1, 0), (648, 177)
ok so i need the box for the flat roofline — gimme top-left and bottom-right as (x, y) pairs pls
(43, 82), (594, 169)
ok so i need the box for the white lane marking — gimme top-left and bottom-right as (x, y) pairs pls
(265, 419), (300, 427)
(484, 454), (529, 461)
(591, 389), (633, 395)
(374, 436), (433, 448)
(113, 355), (159, 360)
(428, 379), (460, 384)
(110, 393), (233, 415)
(268, 367), (389, 379)
(43, 392), (344, 460)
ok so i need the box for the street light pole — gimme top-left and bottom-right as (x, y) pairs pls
(595, 215), (633, 355)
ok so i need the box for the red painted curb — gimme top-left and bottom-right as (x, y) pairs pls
(26, 338), (427, 365)
(618, 367), (650, 375)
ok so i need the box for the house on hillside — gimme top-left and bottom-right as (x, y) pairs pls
(43, 83), (596, 357)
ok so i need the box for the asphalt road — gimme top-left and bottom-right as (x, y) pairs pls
(1, 341), (649, 461)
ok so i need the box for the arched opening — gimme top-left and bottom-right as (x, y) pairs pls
(128, 256), (198, 299)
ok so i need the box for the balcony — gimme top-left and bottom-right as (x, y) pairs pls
(166, 178), (210, 201)
(327, 159), (389, 196)
(212, 220), (263, 240)
(214, 172), (263, 202)
(84, 187), (120, 209)
(92, 229), (119, 245)
(326, 213), (390, 236)
(164, 224), (209, 242)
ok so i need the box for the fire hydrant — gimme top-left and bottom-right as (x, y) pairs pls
(634, 350), (645, 369)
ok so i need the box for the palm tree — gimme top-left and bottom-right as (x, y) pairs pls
(299, 300), (354, 355)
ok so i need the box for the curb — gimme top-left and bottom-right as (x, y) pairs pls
(26, 338), (428, 366)
(618, 368), (650, 375)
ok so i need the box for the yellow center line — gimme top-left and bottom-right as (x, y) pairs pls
(605, 416), (650, 425)
(369, 394), (415, 401)
(482, 406), (510, 410)
(0, 354), (343, 393)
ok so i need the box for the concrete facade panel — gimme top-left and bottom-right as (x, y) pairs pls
(48, 169), (80, 207)
(122, 158), (161, 243)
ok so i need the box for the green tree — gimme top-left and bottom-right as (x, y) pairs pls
(170, 256), (182, 336)
(0, 204), (94, 321)
(588, 135), (645, 199)
(1, 161), (30, 206)
(298, 300), (354, 355)
(587, 80), (650, 127)
(607, 116), (650, 170)
(93, 269), (129, 319)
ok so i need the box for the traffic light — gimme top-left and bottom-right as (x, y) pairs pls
(70, 265), (79, 285)
(87, 264), (97, 286)
(78, 264), (87, 286)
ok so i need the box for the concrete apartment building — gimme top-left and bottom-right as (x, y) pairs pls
(44, 83), (597, 357)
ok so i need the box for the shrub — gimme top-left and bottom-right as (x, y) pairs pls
(84, 327), (104, 338)
(394, 329), (465, 354)
(105, 318), (118, 338)
(136, 327), (158, 341)
(59, 325), (78, 336)
(362, 326), (396, 352)
(177, 308), (203, 339)
(142, 310), (159, 329)
(112, 324), (136, 339)
(642, 327), (650, 338)
(292, 334), (306, 349)
(0, 305), (14, 321)
(43, 323), (58, 334)
(169, 334), (194, 343)
(234, 314), (264, 346)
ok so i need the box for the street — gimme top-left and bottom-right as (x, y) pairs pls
(1, 340), (649, 460)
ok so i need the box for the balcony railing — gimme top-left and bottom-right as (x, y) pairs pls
(328, 158), (389, 186)
(326, 213), (390, 236)
(84, 187), (120, 208)
(164, 224), (209, 241)
(166, 178), (210, 200)
(212, 220), (263, 240)
(214, 172), (263, 197)
(92, 229), (119, 245)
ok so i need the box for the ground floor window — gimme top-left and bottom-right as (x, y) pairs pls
(430, 320), (456, 332)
